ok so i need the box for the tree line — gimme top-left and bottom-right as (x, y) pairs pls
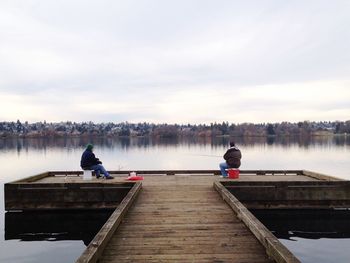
(0, 120), (349, 138)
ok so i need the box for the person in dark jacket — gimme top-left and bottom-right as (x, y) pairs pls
(219, 141), (242, 178)
(80, 144), (113, 179)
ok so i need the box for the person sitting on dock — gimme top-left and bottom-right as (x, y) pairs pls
(80, 144), (113, 179)
(219, 141), (242, 178)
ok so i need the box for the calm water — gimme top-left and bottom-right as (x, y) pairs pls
(252, 210), (350, 263)
(0, 136), (350, 262)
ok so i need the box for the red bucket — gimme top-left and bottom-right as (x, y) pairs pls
(227, 169), (240, 179)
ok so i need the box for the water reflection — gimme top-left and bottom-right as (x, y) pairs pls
(252, 209), (350, 263)
(5, 210), (113, 246)
(0, 135), (349, 154)
(1, 136), (349, 263)
(252, 209), (350, 240)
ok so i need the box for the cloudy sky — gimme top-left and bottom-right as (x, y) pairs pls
(0, 0), (349, 124)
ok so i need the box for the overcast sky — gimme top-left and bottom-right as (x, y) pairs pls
(0, 0), (349, 124)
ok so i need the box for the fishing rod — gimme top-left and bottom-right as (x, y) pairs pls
(185, 153), (222, 158)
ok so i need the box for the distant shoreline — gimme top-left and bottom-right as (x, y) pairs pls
(1, 120), (349, 139)
(0, 132), (347, 140)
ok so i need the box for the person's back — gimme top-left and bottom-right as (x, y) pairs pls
(219, 141), (242, 178)
(224, 145), (242, 168)
(80, 148), (99, 169)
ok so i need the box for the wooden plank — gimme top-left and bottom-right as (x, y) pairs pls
(49, 170), (221, 176)
(121, 217), (236, 225)
(303, 169), (343, 181)
(7, 169), (334, 184)
(108, 236), (265, 245)
(221, 181), (349, 186)
(221, 181), (350, 209)
(240, 170), (303, 175)
(97, 174), (274, 263)
(47, 169), (307, 177)
(8, 171), (50, 183)
(100, 253), (273, 263)
(75, 182), (142, 263)
(214, 181), (299, 263)
(5, 182), (135, 211)
(8, 171), (339, 262)
(111, 229), (254, 238)
(103, 245), (267, 255)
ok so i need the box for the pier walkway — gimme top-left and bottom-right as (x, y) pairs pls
(99, 175), (275, 263)
(8, 170), (336, 262)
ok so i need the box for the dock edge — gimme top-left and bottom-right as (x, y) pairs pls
(214, 181), (300, 263)
(75, 181), (142, 263)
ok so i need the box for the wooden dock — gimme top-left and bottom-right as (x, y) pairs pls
(5, 170), (348, 263)
(75, 170), (326, 263)
(100, 175), (274, 263)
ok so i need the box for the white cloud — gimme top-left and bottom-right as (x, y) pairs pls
(0, 1), (349, 123)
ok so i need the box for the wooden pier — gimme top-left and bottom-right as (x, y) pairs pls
(5, 170), (349, 263)
(98, 175), (275, 263)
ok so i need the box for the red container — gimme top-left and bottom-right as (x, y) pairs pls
(227, 169), (240, 179)
(126, 175), (144, 181)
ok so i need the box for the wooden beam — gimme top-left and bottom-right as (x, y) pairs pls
(75, 182), (142, 263)
(240, 170), (304, 175)
(9, 171), (50, 183)
(108, 170), (222, 175)
(302, 170), (342, 181)
(5, 182), (136, 211)
(214, 181), (300, 263)
(221, 181), (350, 209)
(10, 170), (337, 181)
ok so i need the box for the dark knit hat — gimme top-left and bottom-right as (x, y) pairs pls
(86, 144), (93, 150)
(229, 141), (235, 147)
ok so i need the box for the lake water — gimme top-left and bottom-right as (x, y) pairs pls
(252, 209), (350, 263)
(0, 136), (349, 262)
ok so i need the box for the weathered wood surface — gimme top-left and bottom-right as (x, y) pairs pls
(12, 171), (50, 183)
(34, 173), (317, 184)
(45, 170), (306, 176)
(6, 170), (339, 261)
(29, 169), (316, 179)
(8, 169), (336, 184)
(302, 170), (343, 181)
(76, 182), (142, 263)
(5, 170), (322, 211)
(222, 181), (350, 209)
(99, 175), (275, 263)
(214, 181), (300, 263)
(5, 182), (136, 210)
